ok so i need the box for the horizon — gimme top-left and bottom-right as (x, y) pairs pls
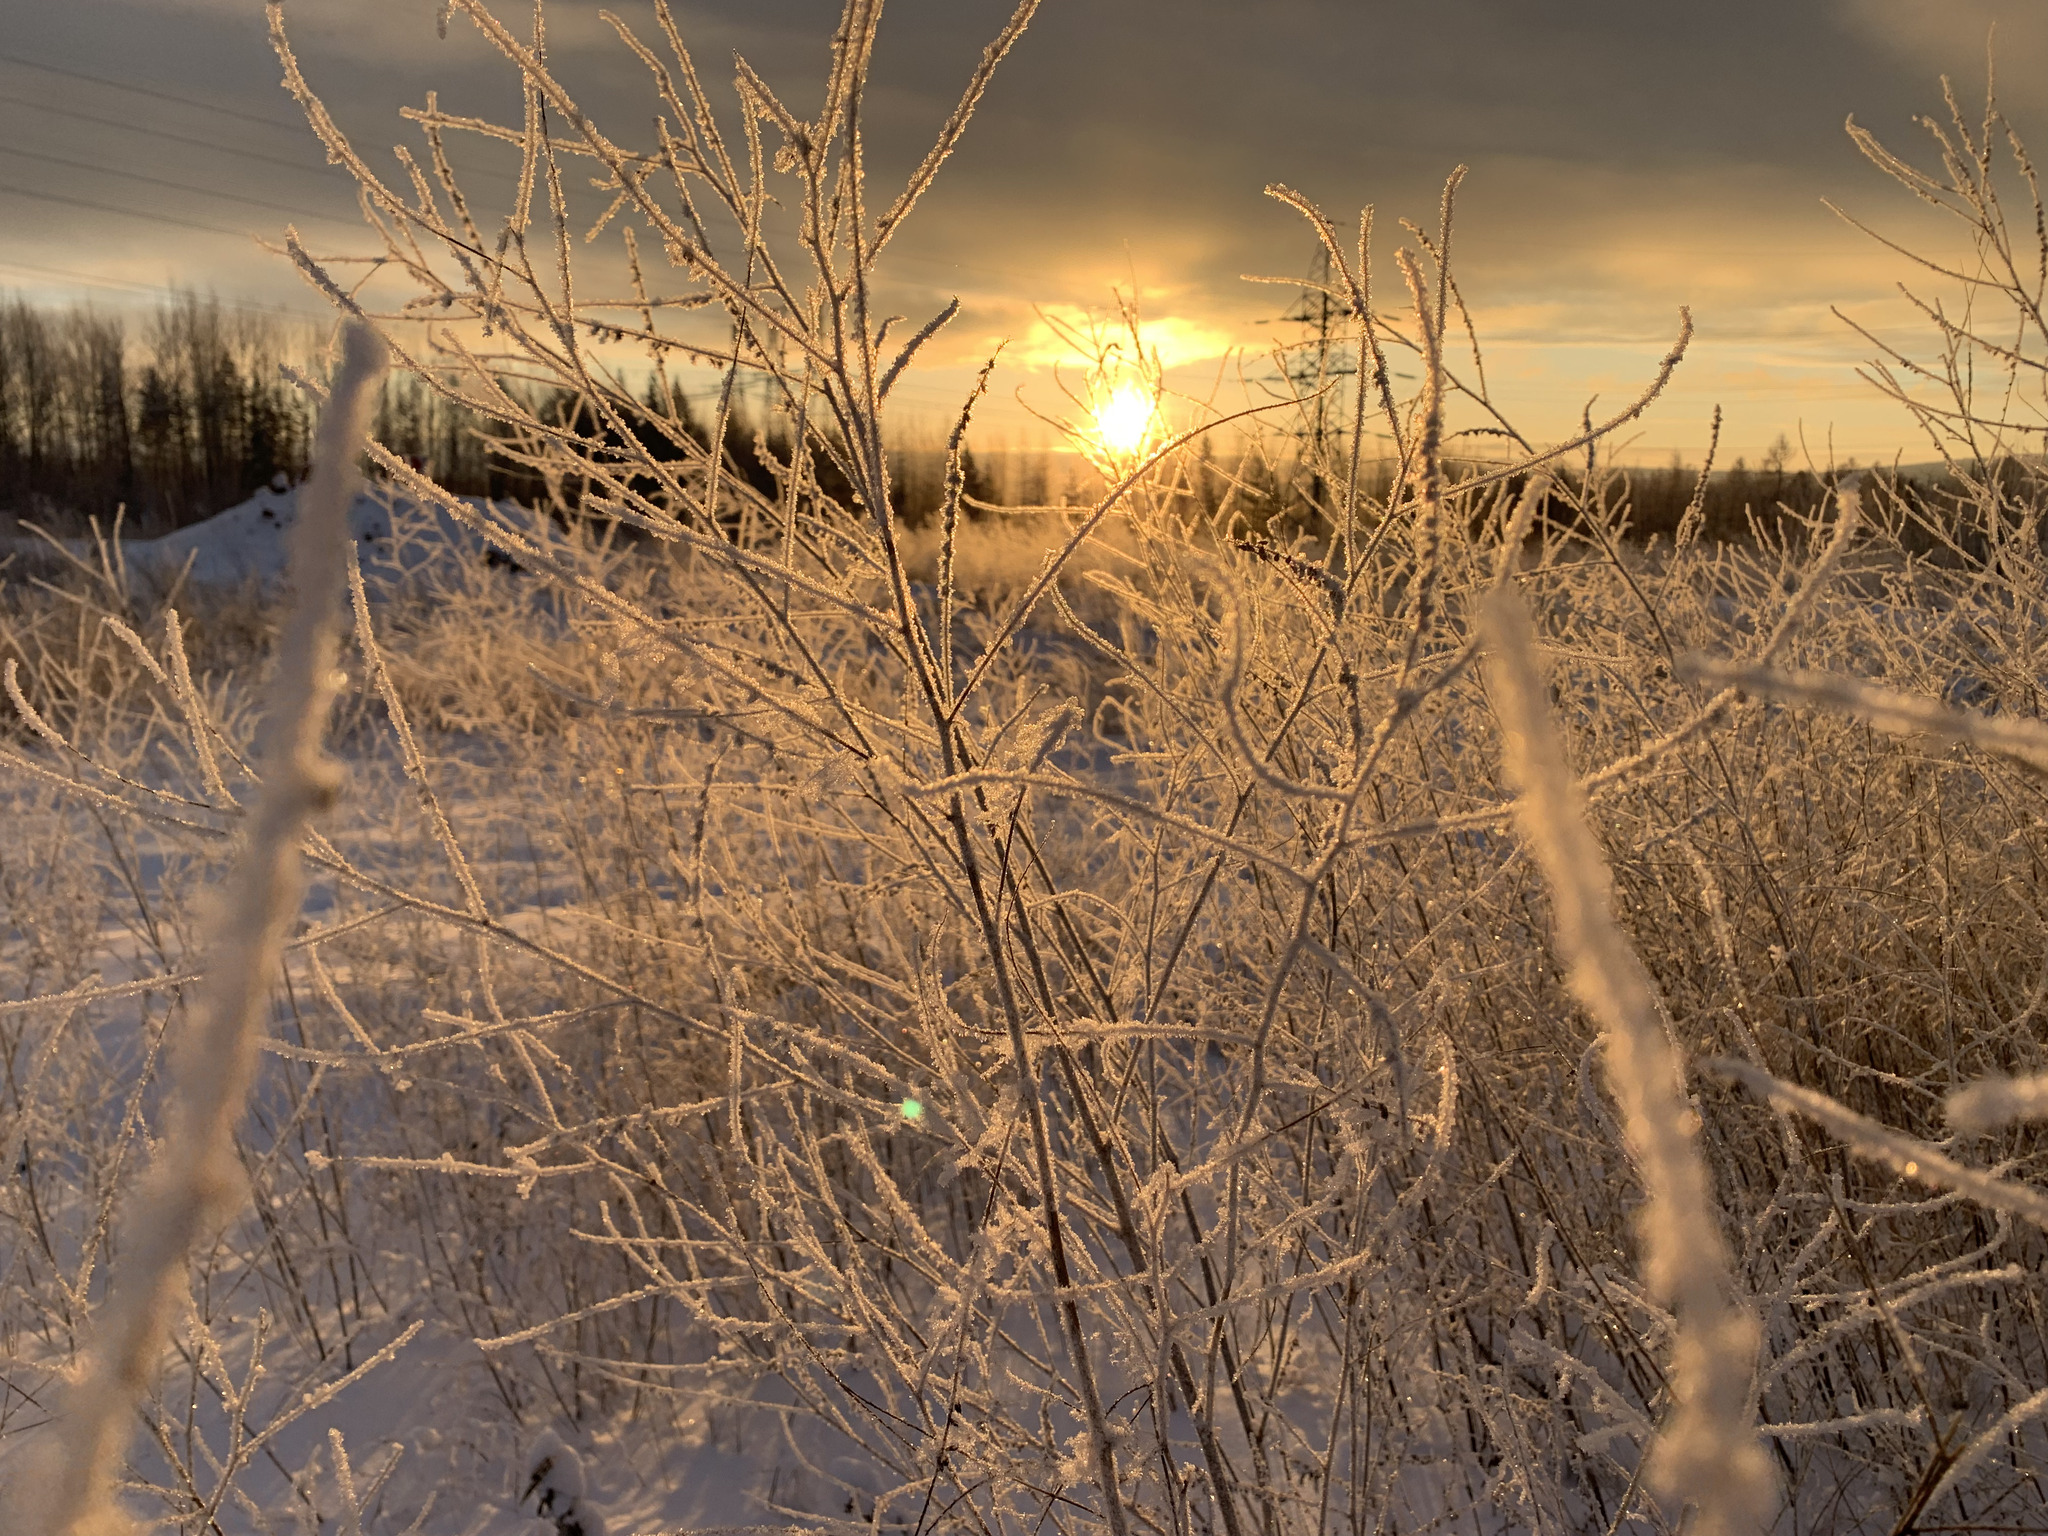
(2, 1), (2045, 469)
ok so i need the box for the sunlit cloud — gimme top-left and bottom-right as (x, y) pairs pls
(1003, 308), (1240, 373)
(1836, 0), (2048, 76)
(20, 0), (2037, 469)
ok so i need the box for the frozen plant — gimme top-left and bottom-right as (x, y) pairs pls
(10, 8), (2048, 1536)
(519, 1429), (608, 1536)
(15, 321), (388, 1536)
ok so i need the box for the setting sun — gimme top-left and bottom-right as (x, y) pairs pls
(1093, 382), (1156, 456)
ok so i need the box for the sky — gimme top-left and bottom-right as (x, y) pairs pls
(2, 0), (2045, 467)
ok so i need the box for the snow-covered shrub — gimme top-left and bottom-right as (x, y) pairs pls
(9, 4), (2048, 1534)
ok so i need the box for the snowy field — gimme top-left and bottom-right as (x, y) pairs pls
(7, 456), (2048, 1536)
(6, 480), (526, 595)
(9, 4), (2048, 1533)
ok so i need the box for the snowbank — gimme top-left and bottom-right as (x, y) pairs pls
(5, 480), (530, 597)
(133, 481), (524, 594)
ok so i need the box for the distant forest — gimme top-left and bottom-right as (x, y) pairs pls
(0, 291), (1925, 546)
(0, 292), (642, 534)
(0, 292), (1025, 536)
(0, 293), (314, 533)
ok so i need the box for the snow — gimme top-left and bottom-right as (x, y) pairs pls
(8, 479), (527, 597)
(151, 480), (529, 594)
(0, 496), (841, 1532)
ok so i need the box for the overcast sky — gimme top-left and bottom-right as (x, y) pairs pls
(2, 0), (2044, 462)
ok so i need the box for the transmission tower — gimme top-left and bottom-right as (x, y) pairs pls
(1273, 245), (1355, 511)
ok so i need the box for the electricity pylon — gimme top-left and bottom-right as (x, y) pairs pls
(1274, 245), (1356, 512)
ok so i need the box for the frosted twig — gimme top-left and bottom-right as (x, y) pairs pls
(1677, 657), (2048, 777)
(1923, 1383), (2048, 1513)
(22, 321), (389, 1536)
(1716, 1059), (2048, 1231)
(1948, 1074), (2048, 1132)
(1483, 587), (1773, 1536)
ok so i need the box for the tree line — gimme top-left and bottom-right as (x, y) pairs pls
(0, 293), (315, 533)
(0, 291), (1015, 537)
(0, 293), (626, 535)
(3, 290), (1922, 547)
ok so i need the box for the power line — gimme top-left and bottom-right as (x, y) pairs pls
(0, 49), (300, 132)
(0, 43), (1068, 301)
(0, 258), (325, 318)
(0, 146), (360, 227)
(0, 91), (332, 176)
(0, 180), (284, 239)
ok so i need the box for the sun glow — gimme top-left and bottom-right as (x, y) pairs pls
(1093, 383), (1156, 456)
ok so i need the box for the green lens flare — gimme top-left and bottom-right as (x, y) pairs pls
(900, 1097), (923, 1121)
